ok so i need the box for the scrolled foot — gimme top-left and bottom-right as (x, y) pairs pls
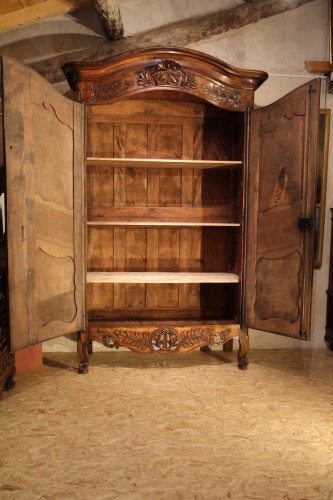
(77, 330), (89, 374)
(237, 329), (249, 370)
(5, 375), (16, 391)
(237, 356), (249, 370)
(78, 361), (89, 374)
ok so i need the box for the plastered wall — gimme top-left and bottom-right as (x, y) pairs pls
(0, 0), (331, 351)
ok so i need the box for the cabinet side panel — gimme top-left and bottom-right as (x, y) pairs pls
(3, 57), (85, 350)
(246, 81), (320, 338)
(4, 59), (31, 349)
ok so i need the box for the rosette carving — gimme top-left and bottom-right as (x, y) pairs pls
(138, 60), (197, 89)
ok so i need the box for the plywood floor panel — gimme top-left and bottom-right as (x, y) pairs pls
(0, 349), (333, 499)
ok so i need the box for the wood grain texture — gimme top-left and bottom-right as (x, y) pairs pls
(246, 80), (320, 338)
(1, 349), (333, 498)
(63, 47), (267, 110)
(86, 272), (239, 283)
(83, 67), (245, 341)
(3, 56), (85, 350)
(87, 158), (242, 169)
(92, 0), (124, 41)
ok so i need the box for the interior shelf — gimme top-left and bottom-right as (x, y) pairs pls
(87, 272), (239, 284)
(86, 157), (242, 169)
(87, 219), (241, 227)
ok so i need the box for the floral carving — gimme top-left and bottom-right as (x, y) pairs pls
(202, 83), (241, 109)
(91, 80), (134, 101)
(93, 326), (233, 354)
(138, 60), (197, 89)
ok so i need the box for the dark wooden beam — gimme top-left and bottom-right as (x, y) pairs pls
(92, 0), (124, 40)
(30, 0), (315, 86)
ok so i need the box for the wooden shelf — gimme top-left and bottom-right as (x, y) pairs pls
(87, 272), (239, 284)
(304, 61), (333, 74)
(86, 157), (242, 169)
(88, 318), (239, 327)
(87, 219), (240, 227)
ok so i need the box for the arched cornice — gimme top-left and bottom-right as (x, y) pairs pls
(63, 47), (268, 111)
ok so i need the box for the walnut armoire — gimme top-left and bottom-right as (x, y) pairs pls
(0, 47), (320, 391)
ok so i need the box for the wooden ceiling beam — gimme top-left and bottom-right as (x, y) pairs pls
(0, 0), (91, 34)
(92, 0), (124, 40)
(30, 0), (315, 86)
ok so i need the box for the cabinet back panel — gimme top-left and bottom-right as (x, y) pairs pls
(88, 166), (239, 217)
(86, 100), (242, 220)
(87, 283), (237, 321)
(87, 226), (237, 273)
(86, 98), (242, 324)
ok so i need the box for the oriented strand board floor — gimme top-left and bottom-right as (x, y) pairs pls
(1, 348), (333, 499)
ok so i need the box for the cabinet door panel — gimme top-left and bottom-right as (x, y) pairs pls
(246, 80), (320, 339)
(2, 57), (85, 351)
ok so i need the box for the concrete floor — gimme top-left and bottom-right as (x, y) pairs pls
(0, 348), (333, 499)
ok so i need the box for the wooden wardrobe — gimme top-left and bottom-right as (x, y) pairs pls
(0, 47), (320, 389)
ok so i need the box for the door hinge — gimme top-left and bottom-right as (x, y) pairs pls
(297, 217), (313, 231)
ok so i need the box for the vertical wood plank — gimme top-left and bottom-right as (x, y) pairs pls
(156, 284), (179, 308)
(181, 124), (194, 207)
(158, 228), (179, 271)
(147, 124), (160, 206)
(87, 121), (114, 157)
(193, 124), (203, 206)
(87, 283), (114, 310)
(179, 227), (201, 308)
(125, 283), (145, 309)
(158, 228), (180, 308)
(179, 284), (200, 308)
(125, 227), (147, 271)
(87, 165), (114, 218)
(114, 227), (125, 308)
(179, 228), (202, 271)
(87, 227), (114, 271)
(146, 228), (158, 308)
(125, 124), (148, 206)
(114, 122), (126, 206)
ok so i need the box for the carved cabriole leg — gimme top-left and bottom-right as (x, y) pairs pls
(237, 329), (249, 370)
(77, 330), (89, 374)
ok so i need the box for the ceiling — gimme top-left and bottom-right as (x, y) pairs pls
(0, 0), (320, 91)
(0, 0), (91, 34)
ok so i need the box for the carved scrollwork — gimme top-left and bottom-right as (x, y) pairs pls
(138, 60), (197, 89)
(94, 326), (233, 355)
(98, 329), (154, 353)
(202, 83), (241, 109)
(91, 80), (134, 101)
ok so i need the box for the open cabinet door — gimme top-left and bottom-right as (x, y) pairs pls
(2, 57), (85, 351)
(245, 80), (320, 339)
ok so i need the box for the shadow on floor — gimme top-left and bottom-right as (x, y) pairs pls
(43, 349), (234, 371)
